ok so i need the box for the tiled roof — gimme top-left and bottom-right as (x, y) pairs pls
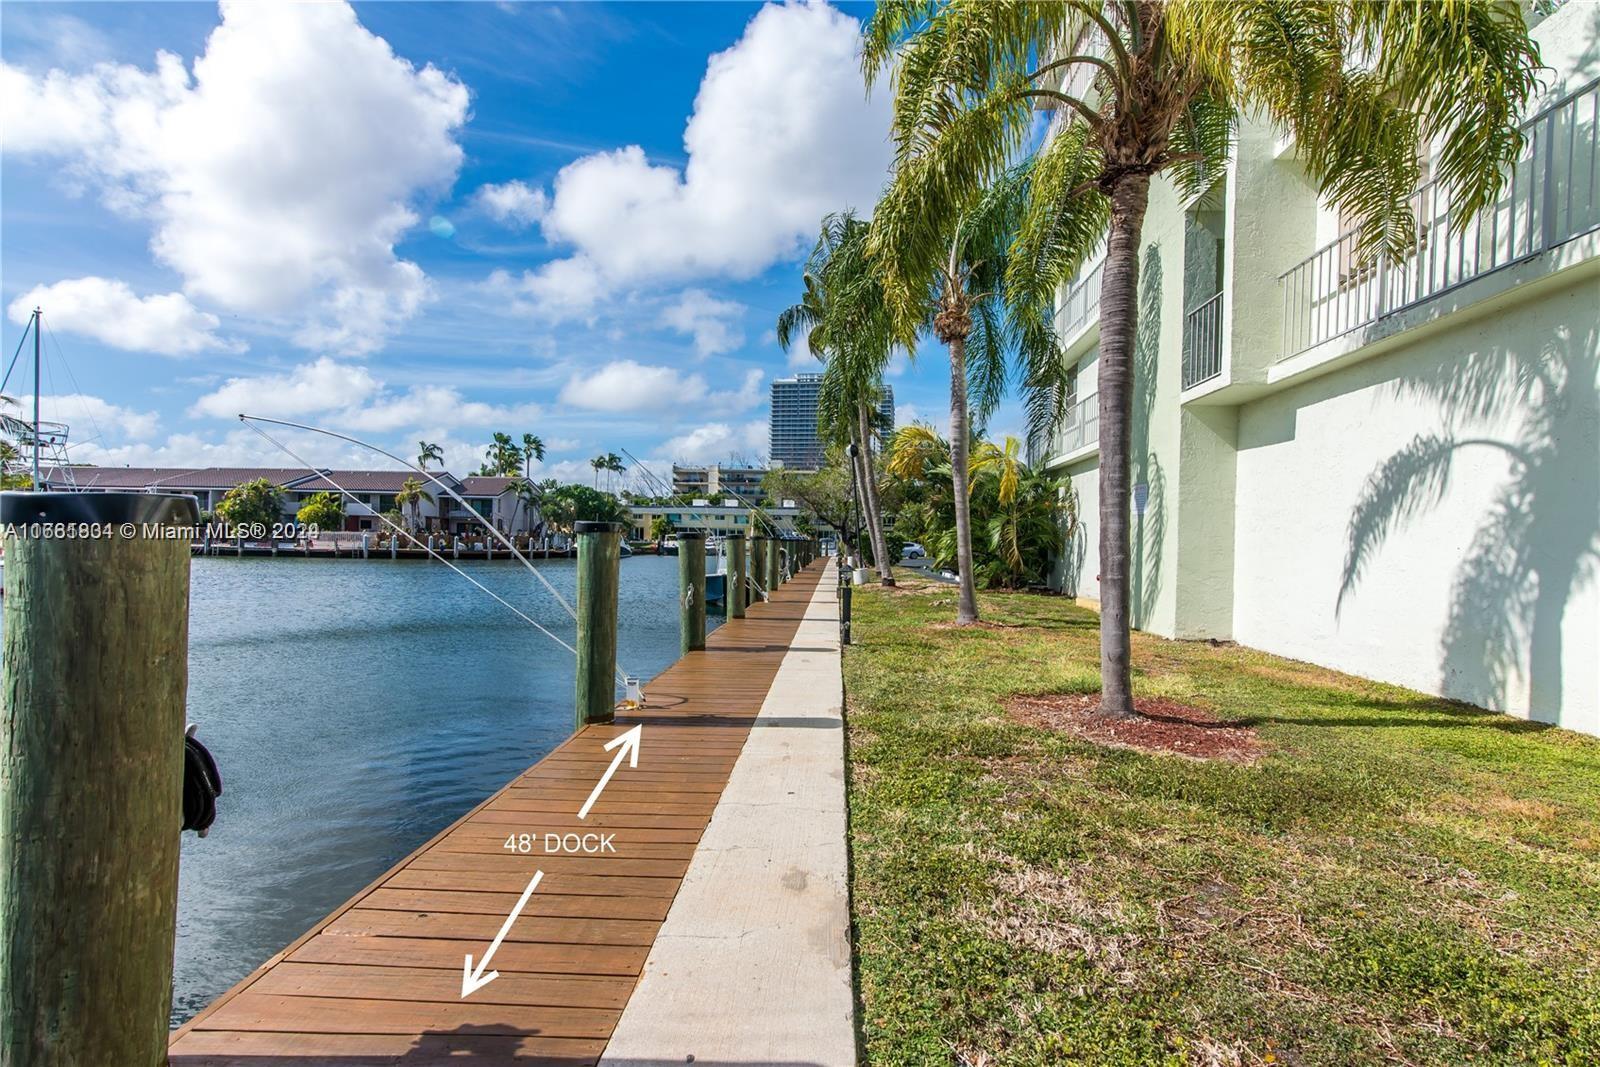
(458, 476), (516, 497)
(41, 466), (463, 493)
(291, 470), (459, 494)
(155, 468), (322, 490)
(43, 466), (193, 489)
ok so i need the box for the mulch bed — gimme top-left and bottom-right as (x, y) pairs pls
(1006, 693), (1263, 763)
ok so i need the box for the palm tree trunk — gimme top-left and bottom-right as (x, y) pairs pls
(846, 422), (870, 569)
(948, 333), (980, 625)
(1096, 174), (1152, 719)
(856, 401), (896, 586)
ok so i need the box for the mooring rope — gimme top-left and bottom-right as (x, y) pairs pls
(237, 417), (629, 686)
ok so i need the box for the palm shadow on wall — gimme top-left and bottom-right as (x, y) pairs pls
(1131, 246), (1166, 629)
(1338, 322), (1599, 724)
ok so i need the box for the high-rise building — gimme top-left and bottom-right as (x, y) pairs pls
(768, 372), (894, 470)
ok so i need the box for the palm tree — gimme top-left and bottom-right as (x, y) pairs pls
(480, 432), (518, 476)
(866, 169), (1060, 623)
(590, 455), (607, 488)
(417, 440), (444, 471)
(521, 434), (545, 477)
(778, 213), (899, 586)
(604, 453), (626, 492)
(396, 476), (433, 534)
(864, 0), (1538, 716)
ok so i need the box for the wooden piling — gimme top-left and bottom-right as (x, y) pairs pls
(750, 534), (768, 601)
(726, 532), (747, 618)
(574, 520), (621, 728)
(678, 531), (706, 654)
(767, 537), (782, 589)
(1, 491), (198, 1067)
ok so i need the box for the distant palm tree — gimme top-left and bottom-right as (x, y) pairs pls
(779, 212), (899, 586)
(396, 476), (433, 534)
(604, 452), (626, 492)
(417, 440), (444, 471)
(590, 454), (607, 488)
(521, 433), (545, 477)
(481, 432), (518, 476)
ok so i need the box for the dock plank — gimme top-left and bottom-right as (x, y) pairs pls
(169, 560), (828, 1064)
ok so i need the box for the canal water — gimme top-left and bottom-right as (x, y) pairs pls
(172, 553), (714, 1025)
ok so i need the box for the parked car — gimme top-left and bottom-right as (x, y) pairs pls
(901, 542), (927, 560)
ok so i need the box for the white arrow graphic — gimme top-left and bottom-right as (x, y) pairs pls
(577, 725), (643, 820)
(461, 869), (544, 998)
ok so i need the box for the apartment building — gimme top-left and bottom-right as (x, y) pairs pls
(1039, 3), (1598, 737)
(625, 500), (808, 540)
(670, 463), (769, 503)
(769, 372), (894, 470)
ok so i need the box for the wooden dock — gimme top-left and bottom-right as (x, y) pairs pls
(169, 561), (829, 1066)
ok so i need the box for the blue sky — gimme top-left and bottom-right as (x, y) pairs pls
(1, 1), (997, 485)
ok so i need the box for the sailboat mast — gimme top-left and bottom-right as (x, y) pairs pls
(31, 307), (41, 489)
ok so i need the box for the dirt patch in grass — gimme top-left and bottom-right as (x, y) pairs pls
(1006, 693), (1264, 763)
(929, 619), (1025, 631)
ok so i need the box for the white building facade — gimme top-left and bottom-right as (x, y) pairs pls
(1040, 4), (1599, 737)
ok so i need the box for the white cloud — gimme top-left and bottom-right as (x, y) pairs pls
(0, 1), (469, 355)
(191, 358), (379, 419)
(35, 393), (160, 442)
(557, 360), (763, 415)
(191, 357), (540, 432)
(8, 277), (241, 355)
(517, 1), (890, 314)
(63, 427), (380, 471)
(483, 260), (606, 322)
(661, 289), (744, 357)
(475, 179), (547, 227)
(786, 347), (821, 370)
(657, 420), (768, 464)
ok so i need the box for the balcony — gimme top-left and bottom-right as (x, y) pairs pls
(1051, 393), (1099, 461)
(1279, 76), (1599, 358)
(1056, 258), (1103, 343)
(1182, 290), (1224, 389)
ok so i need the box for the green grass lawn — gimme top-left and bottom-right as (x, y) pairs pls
(842, 576), (1600, 1066)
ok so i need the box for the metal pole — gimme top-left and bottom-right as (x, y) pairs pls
(30, 309), (41, 488)
(574, 520), (621, 728)
(1, 491), (197, 1065)
(678, 531), (706, 653)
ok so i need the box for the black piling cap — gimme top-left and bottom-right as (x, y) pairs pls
(0, 491), (199, 525)
(573, 520), (622, 534)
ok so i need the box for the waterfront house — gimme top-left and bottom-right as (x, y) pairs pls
(1035, 2), (1598, 736)
(39, 466), (541, 536)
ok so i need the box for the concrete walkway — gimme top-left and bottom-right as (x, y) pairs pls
(600, 559), (854, 1067)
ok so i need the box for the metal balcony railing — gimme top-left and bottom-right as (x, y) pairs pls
(1057, 258), (1103, 341)
(1182, 290), (1225, 389)
(1279, 76), (1599, 358)
(1052, 393), (1099, 458)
